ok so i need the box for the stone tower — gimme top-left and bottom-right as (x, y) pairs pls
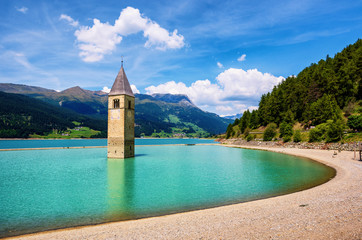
(107, 63), (135, 159)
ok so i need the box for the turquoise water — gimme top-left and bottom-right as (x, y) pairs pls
(0, 144), (335, 238)
(0, 138), (216, 149)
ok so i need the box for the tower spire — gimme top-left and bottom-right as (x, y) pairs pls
(108, 57), (134, 97)
(121, 56), (124, 67)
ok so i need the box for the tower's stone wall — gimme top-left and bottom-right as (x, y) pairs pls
(107, 95), (135, 159)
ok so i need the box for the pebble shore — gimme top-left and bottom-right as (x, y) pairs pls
(6, 145), (362, 240)
(219, 138), (362, 151)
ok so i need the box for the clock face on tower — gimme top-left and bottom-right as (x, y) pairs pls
(127, 111), (132, 118)
(110, 109), (120, 120)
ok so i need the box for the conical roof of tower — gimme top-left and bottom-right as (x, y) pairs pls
(109, 66), (134, 97)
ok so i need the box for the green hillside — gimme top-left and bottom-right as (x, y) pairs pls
(135, 94), (231, 137)
(0, 85), (231, 138)
(0, 91), (106, 138)
(226, 39), (362, 142)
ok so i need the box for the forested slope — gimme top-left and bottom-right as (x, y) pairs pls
(258, 39), (361, 126)
(0, 91), (106, 138)
(226, 39), (362, 142)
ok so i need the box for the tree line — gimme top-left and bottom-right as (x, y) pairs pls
(226, 39), (362, 142)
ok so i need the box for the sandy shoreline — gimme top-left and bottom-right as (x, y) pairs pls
(6, 145), (362, 240)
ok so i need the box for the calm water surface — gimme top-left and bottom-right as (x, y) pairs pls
(0, 138), (216, 149)
(0, 143), (335, 238)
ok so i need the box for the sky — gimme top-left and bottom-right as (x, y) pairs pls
(0, 0), (361, 116)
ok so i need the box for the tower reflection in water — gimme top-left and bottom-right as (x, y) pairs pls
(106, 158), (135, 221)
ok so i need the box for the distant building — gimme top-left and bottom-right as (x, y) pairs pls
(107, 63), (135, 159)
(173, 133), (186, 138)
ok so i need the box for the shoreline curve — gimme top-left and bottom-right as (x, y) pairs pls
(5, 145), (362, 240)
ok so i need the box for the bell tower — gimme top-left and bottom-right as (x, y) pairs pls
(107, 61), (135, 159)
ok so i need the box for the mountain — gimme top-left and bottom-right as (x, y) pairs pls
(0, 84), (231, 137)
(0, 85), (109, 116)
(0, 91), (106, 138)
(151, 93), (194, 105)
(0, 83), (55, 93)
(135, 93), (231, 136)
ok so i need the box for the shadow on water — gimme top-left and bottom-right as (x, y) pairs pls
(106, 153), (147, 160)
(134, 154), (147, 157)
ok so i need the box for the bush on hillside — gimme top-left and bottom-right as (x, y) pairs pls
(244, 127), (250, 138)
(326, 119), (345, 142)
(309, 123), (328, 142)
(280, 122), (293, 142)
(246, 134), (253, 142)
(226, 124), (234, 139)
(293, 130), (302, 142)
(279, 122), (287, 138)
(283, 135), (292, 142)
(309, 119), (345, 142)
(263, 123), (277, 141)
(347, 115), (362, 131)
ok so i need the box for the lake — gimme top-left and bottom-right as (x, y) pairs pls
(0, 139), (335, 238)
(0, 138), (216, 149)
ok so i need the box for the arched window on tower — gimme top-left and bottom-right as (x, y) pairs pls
(113, 99), (120, 108)
(128, 100), (131, 109)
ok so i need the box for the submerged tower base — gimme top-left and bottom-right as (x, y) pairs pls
(107, 138), (135, 159)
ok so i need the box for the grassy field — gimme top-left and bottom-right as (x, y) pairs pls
(343, 132), (362, 143)
(30, 126), (100, 139)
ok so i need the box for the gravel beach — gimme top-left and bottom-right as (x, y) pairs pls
(6, 146), (362, 240)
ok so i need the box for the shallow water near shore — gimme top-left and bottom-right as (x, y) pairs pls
(0, 143), (335, 238)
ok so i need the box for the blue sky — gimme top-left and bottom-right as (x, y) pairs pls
(0, 0), (361, 116)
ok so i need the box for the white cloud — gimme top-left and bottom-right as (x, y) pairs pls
(146, 67), (284, 116)
(114, 7), (148, 35)
(131, 84), (140, 94)
(16, 7), (28, 14)
(101, 84), (139, 94)
(102, 86), (111, 93)
(59, 14), (79, 27)
(216, 105), (234, 113)
(237, 54), (246, 62)
(216, 68), (284, 99)
(144, 25), (184, 50)
(237, 106), (259, 115)
(71, 7), (185, 62)
(217, 62), (223, 68)
(75, 19), (122, 62)
(146, 80), (222, 107)
(248, 106), (259, 111)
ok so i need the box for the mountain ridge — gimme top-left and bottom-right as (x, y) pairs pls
(0, 83), (231, 137)
(0, 83), (55, 93)
(0, 91), (106, 138)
